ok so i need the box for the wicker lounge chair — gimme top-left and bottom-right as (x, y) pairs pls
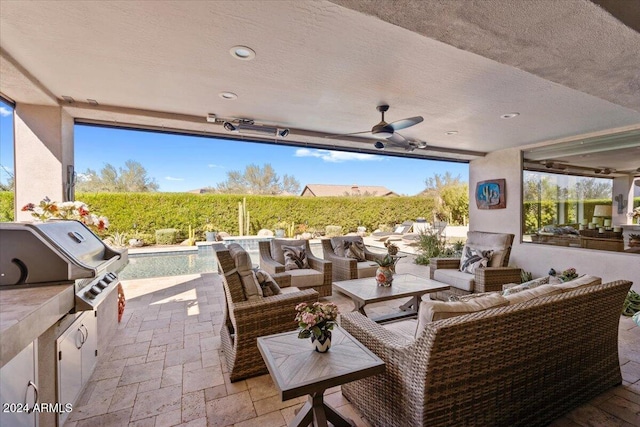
(258, 239), (333, 297)
(340, 279), (632, 427)
(429, 231), (521, 300)
(214, 243), (318, 382)
(321, 236), (385, 281)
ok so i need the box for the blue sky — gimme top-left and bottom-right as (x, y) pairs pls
(0, 100), (468, 195)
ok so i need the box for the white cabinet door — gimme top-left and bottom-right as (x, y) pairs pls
(0, 341), (38, 427)
(57, 310), (99, 426)
(57, 319), (83, 409)
(80, 310), (98, 383)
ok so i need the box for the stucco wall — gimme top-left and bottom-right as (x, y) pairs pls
(469, 148), (639, 291)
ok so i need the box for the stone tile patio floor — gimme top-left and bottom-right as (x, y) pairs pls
(64, 261), (639, 427)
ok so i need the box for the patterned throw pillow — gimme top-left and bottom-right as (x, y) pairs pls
(449, 291), (499, 302)
(254, 268), (281, 296)
(282, 245), (309, 270)
(459, 246), (493, 274)
(502, 276), (550, 295)
(345, 240), (366, 262)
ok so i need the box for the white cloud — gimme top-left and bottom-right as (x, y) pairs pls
(165, 176), (184, 181)
(208, 164), (224, 168)
(0, 107), (12, 117)
(76, 173), (91, 182)
(294, 148), (381, 163)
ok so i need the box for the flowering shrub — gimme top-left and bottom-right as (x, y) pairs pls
(21, 197), (109, 233)
(630, 207), (640, 220)
(295, 302), (339, 339)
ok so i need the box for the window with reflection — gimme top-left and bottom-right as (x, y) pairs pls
(523, 168), (640, 253)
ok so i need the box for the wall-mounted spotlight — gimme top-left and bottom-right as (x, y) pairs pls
(223, 121), (237, 132)
(374, 141), (385, 149)
(278, 129), (290, 138)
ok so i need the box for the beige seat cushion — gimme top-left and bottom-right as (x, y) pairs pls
(357, 261), (378, 278)
(416, 293), (509, 337)
(280, 286), (301, 294)
(433, 269), (475, 292)
(382, 319), (417, 345)
(553, 275), (601, 292)
(504, 284), (563, 305)
(270, 239), (305, 264)
(286, 269), (323, 288)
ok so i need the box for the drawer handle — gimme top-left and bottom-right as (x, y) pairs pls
(26, 381), (38, 413)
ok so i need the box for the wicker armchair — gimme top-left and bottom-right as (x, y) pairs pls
(430, 231), (521, 300)
(214, 243), (318, 382)
(321, 236), (386, 282)
(340, 280), (632, 427)
(258, 239), (333, 297)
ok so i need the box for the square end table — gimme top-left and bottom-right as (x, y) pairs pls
(257, 326), (384, 427)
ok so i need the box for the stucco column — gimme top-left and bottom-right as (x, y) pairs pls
(14, 103), (74, 221)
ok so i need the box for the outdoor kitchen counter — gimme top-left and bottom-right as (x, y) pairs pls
(0, 284), (74, 368)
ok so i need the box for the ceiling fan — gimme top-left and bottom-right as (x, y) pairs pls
(326, 105), (426, 150)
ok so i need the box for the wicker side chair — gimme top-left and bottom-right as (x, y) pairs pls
(258, 239), (333, 297)
(321, 236), (386, 282)
(340, 280), (632, 427)
(430, 231), (521, 300)
(214, 243), (318, 382)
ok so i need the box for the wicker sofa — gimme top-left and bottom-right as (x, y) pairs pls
(340, 277), (632, 427)
(429, 231), (521, 300)
(214, 243), (318, 382)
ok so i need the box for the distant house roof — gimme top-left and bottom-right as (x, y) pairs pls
(300, 184), (398, 197)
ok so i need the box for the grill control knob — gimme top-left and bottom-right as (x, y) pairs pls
(84, 290), (95, 300)
(89, 286), (101, 296)
(103, 275), (114, 284)
(106, 273), (117, 281)
(96, 280), (108, 289)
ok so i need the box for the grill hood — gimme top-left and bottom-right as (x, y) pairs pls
(0, 220), (127, 287)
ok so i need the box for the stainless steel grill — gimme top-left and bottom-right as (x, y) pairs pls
(0, 220), (128, 311)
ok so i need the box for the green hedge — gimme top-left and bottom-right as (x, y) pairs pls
(0, 192), (436, 238)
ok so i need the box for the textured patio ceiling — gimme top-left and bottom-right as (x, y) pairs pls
(1, 0), (639, 164)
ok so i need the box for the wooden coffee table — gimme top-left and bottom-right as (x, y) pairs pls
(257, 326), (384, 427)
(333, 273), (449, 323)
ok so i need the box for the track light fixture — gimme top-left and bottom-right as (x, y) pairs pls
(223, 121), (237, 132)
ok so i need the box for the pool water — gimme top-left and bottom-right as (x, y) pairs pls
(119, 242), (324, 280)
(118, 248), (219, 280)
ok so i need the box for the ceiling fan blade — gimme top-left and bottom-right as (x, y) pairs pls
(389, 116), (424, 131)
(386, 133), (408, 145)
(323, 130), (371, 138)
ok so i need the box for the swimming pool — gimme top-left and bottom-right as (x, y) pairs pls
(118, 241), (324, 280)
(118, 246), (224, 280)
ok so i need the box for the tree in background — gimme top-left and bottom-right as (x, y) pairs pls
(420, 172), (468, 224)
(216, 163), (300, 195)
(0, 165), (14, 191)
(76, 160), (159, 192)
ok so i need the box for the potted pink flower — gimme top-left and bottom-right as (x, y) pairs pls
(295, 302), (339, 352)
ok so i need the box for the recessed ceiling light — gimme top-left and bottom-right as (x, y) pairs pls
(500, 112), (520, 119)
(230, 45), (256, 60)
(445, 131), (458, 136)
(219, 92), (238, 100)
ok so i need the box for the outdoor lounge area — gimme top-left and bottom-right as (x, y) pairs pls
(2, 1), (640, 427)
(63, 261), (639, 427)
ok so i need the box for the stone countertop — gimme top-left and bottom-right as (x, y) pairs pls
(0, 284), (74, 368)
